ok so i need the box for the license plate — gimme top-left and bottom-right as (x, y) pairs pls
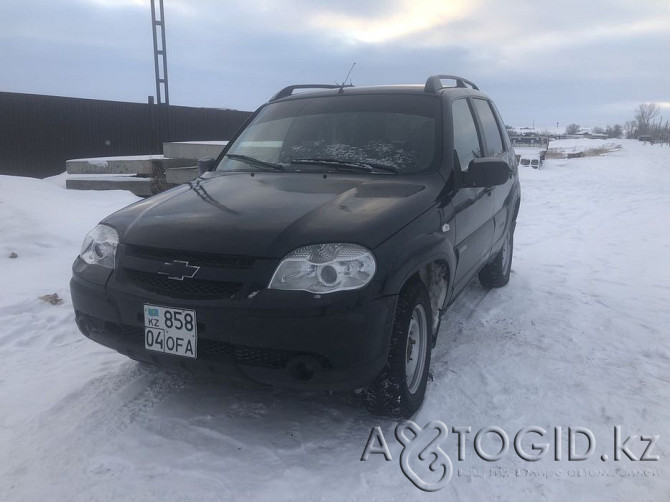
(144, 304), (197, 359)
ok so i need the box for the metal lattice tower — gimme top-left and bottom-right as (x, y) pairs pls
(150, 0), (169, 105)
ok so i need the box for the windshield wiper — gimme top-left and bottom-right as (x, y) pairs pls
(225, 153), (286, 171)
(290, 158), (398, 174)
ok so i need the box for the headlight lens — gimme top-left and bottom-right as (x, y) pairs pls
(79, 224), (119, 268)
(269, 243), (376, 294)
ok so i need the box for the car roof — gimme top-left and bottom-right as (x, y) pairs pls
(269, 76), (488, 103)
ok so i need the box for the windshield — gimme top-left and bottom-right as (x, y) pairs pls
(216, 94), (440, 175)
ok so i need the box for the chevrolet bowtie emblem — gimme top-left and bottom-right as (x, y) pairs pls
(157, 260), (200, 281)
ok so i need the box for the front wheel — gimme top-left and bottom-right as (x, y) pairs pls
(479, 227), (513, 288)
(362, 279), (432, 418)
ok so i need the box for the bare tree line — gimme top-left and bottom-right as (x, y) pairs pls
(564, 103), (668, 145)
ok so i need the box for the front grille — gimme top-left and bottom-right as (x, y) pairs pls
(199, 339), (292, 368)
(118, 324), (295, 369)
(122, 245), (254, 299)
(125, 245), (255, 270)
(82, 318), (333, 371)
(126, 269), (243, 299)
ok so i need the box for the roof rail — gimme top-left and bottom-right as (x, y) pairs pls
(424, 75), (479, 93)
(270, 84), (353, 101)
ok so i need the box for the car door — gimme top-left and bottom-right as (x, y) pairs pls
(471, 98), (515, 251)
(450, 98), (495, 293)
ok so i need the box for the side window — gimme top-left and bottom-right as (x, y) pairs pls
(473, 99), (505, 157)
(490, 101), (512, 151)
(452, 99), (481, 172)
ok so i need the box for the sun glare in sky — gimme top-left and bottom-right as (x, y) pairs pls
(311, 0), (476, 44)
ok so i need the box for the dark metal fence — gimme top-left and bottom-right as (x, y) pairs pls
(0, 92), (252, 178)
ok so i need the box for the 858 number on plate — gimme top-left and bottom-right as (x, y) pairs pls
(144, 305), (197, 358)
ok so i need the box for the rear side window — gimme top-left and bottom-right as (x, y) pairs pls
(489, 101), (512, 151)
(451, 99), (482, 172)
(473, 99), (505, 157)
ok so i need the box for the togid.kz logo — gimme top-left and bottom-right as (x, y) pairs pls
(361, 421), (661, 492)
(361, 421), (453, 491)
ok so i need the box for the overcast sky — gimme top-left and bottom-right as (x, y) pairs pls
(1, 0), (668, 129)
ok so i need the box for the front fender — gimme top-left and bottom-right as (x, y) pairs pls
(379, 230), (456, 298)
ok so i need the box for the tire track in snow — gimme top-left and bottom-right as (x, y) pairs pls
(27, 362), (189, 444)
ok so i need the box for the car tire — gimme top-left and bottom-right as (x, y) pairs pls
(362, 278), (432, 418)
(479, 227), (513, 288)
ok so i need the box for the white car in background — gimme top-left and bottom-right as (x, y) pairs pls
(519, 156), (541, 169)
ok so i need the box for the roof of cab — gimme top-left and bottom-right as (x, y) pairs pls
(269, 75), (484, 103)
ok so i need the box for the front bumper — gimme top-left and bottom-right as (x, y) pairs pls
(70, 263), (396, 391)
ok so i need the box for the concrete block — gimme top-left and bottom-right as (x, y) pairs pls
(166, 166), (198, 185)
(162, 141), (227, 160)
(66, 155), (193, 175)
(65, 176), (153, 197)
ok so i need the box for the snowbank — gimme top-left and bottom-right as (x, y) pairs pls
(547, 137), (625, 156)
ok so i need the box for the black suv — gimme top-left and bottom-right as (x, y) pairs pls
(71, 75), (520, 417)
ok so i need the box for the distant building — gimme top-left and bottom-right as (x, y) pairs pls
(510, 134), (550, 147)
(567, 131), (608, 140)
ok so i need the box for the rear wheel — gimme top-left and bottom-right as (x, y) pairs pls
(363, 279), (432, 418)
(479, 227), (513, 288)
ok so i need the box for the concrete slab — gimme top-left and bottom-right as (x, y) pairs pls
(166, 166), (198, 185)
(162, 141), (228, 160)
(66, 155), (193, 175)
(65, 175), (153, 197)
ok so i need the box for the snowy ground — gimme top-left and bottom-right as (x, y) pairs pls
(1, 139), (669, 501)
(548, 138), (623, 156)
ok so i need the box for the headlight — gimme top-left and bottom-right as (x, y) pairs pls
(269, 243), (376, 294)
(79, 224), (119, 268)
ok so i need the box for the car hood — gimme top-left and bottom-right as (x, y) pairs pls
(104, 172), (441, 257)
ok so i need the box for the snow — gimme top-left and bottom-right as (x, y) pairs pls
(1, 139), (669, 500)
(177, 141), (229, 145)
(67, 154), (168, 162)
(515, 147), (545, 159)
(548, 138), (623, 155)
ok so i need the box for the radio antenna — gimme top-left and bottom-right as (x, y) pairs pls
(338, 63), (356, 93)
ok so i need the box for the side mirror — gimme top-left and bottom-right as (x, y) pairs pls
(197, 156), (217, 176)
(462, 158), (510, 188)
